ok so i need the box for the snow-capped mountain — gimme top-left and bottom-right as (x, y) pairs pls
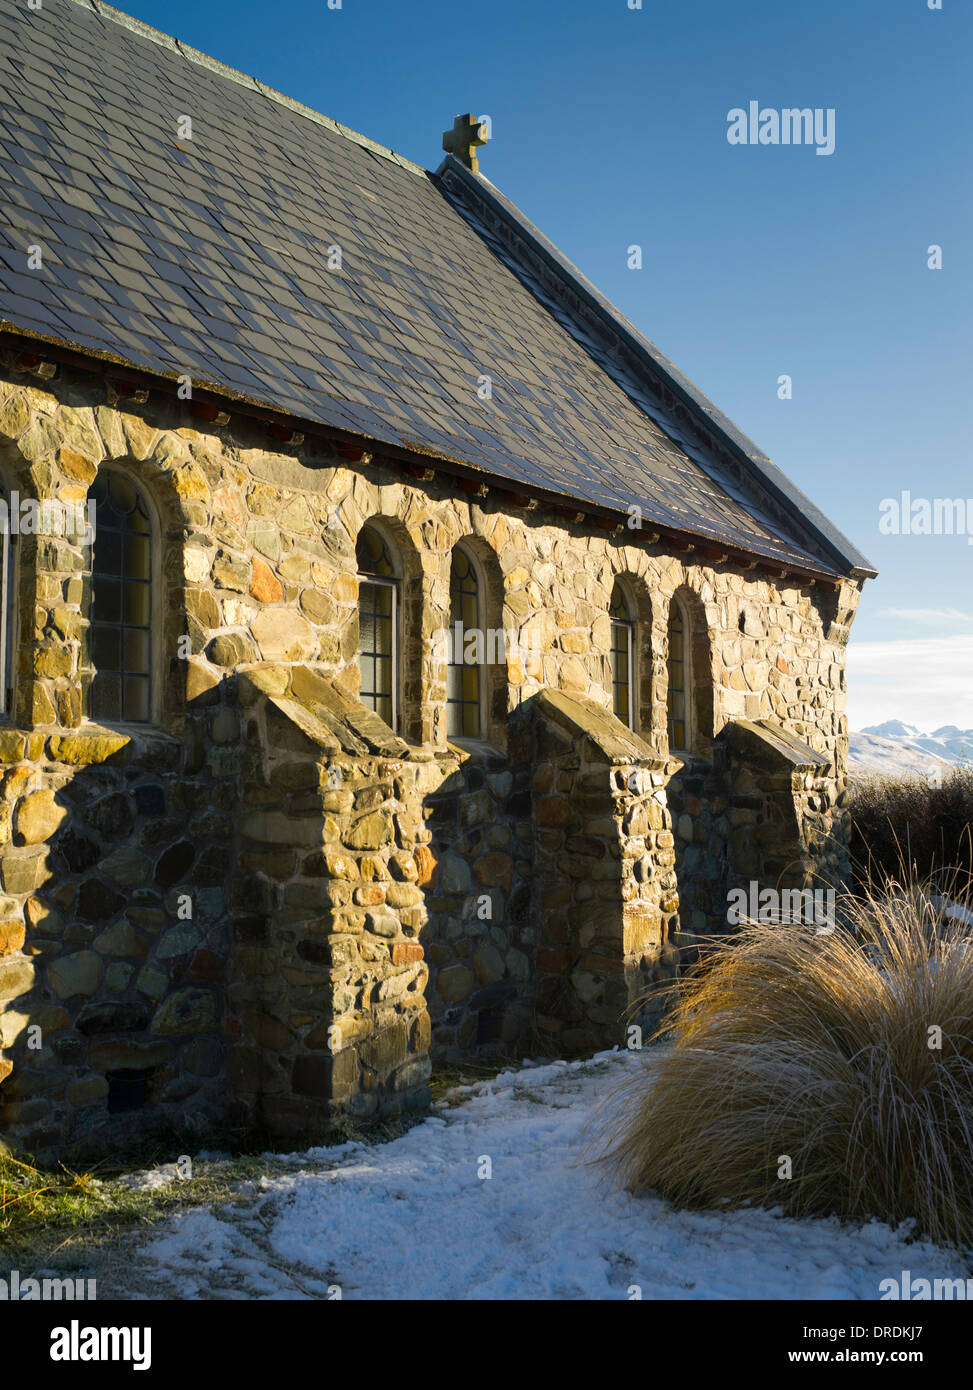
(862, 720), (921, 739)
(848, 722), (973, 778)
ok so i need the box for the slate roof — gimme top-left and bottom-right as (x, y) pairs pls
(0, 0), (874, 579)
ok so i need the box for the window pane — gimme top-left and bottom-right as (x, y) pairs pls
(124, 532), (151, 579)
(87, 472), (152, 724)
(124, 627), (150, 673)
(124, 580), (150, 627)
(610, 615), (633, 725)
(109, 473), (137, 515)
(91, 672), (121, 721)
(92, 626), (121, 671)
(374, 614), (392, 657)
(447, 547), (481, 738)
(609, 583), (631, 621)
(94, 578), (121, 624)
(356, 578), (397, 727)
(129, 502), (151, 535)
(668, 600), (690, 750)
(124, 676), (150, 722)
(0, 525), (10, 715)
(356, 525), (395, 577)
(97, 528), (123, 575)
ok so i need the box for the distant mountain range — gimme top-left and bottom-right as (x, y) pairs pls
(849, 722), (973, 778)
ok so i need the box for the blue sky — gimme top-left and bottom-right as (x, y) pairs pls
(121, 0), (972, 730)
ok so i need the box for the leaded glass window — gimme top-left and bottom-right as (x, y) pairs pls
(356, 524), (397, 729)
(667, 600), (688, 751)
(88, 470), (152, 723)
(446, 547), (481, 739)
(609, 582), (634, 728)
(0, 484), (14, 717)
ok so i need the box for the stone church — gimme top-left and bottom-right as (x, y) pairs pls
(0, 0), (874, 1157)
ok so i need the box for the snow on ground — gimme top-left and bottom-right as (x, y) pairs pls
(122, 1049), (965, 1300)
(117, 1162), (187, 1192)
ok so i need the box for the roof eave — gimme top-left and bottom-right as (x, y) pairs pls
(0, 324), (847, 588)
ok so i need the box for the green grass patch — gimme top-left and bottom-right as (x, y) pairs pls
(0, 1150), (274, 1270)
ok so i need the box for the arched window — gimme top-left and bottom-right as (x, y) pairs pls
(88, 470), (152, 723)
(356, 524), (398, 729)
(0, 480), (15, 717)
(667, 597), (690, 752)
(609, 582), (634, 728)
(0, 483), (15, 717)
(447, 546), (481, 739)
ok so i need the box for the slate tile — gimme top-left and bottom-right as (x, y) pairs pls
(0, 0), (835, 575)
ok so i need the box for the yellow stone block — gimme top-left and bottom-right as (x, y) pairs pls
(0, 731), (27, 763)
(56, 447), (97, 484)
(46, 732), (130, 765)
(15, 790), (67, 845)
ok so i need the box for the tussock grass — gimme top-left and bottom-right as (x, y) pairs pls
(849, 767), (973, 890)
(603, 882), (973, 1249)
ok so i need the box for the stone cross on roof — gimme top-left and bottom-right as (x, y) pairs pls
(442, 113), (488, 173)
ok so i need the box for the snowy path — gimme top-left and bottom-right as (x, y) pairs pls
(123, 1049), (964, 1300)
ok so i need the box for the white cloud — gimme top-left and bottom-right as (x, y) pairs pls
(846, 635), (973, 731)
(876, 607), (973, 624)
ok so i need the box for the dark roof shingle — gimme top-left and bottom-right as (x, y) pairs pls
(0, 0), (873, 578)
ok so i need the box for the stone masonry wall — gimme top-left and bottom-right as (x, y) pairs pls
(0, 357), (864, 1156)
(422, 744), (534, 1060)
(726, 720), (848, 898)
(227, 665), (438, 1137)
(0, 723), (234, 1157)
(526, 691), (681, 1053)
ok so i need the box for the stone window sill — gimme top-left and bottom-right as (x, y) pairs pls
(670, 750), (714, 772)
(445, 736), (504, 761)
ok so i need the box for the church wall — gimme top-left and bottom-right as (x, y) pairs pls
(0, 360), (862, 1156)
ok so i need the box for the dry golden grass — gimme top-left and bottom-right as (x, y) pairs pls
(848, 767), (973, 889)
(602, 882), (973, 1249)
